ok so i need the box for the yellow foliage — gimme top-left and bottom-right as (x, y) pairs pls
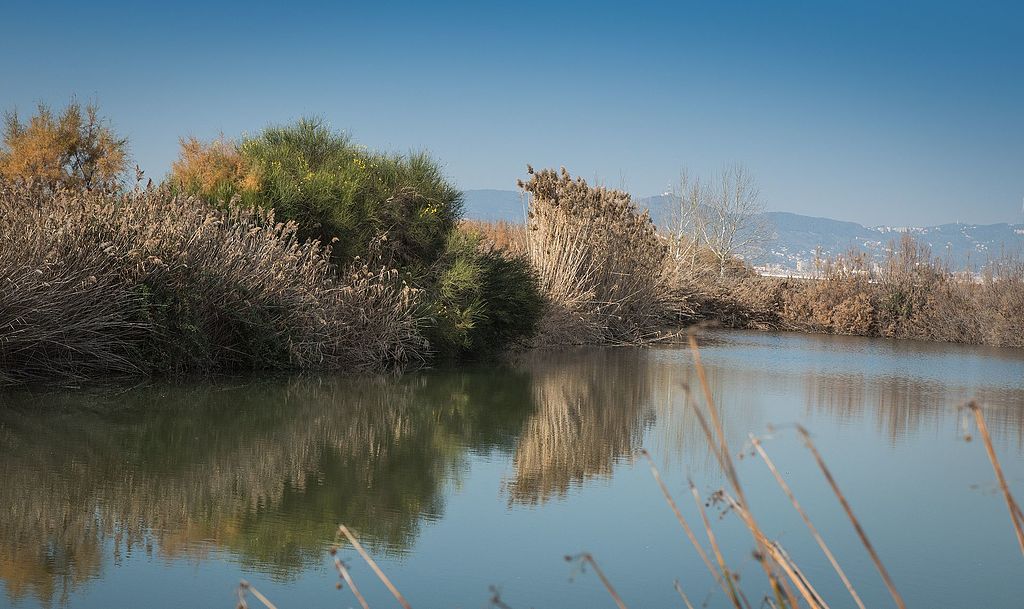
(170, 136), (260, 200)
(0, 102), (128, 188)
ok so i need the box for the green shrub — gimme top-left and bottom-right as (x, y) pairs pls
(171, 118), (462, 273)
(426, 229), (544, 359)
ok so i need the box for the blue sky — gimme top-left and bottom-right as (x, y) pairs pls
(2, 0), (1022, 226)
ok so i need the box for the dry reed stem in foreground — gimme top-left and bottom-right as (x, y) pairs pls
(332, 554), (371, 609)
(339, 524), (413, 609)
(967, 402), (1024, 557)
(237, 580), (279, 609)
(639, 449), (728, 598)
(568, 553), (629, 609)
(719, 492), (826, 609)
(673, 579), (697, 609)
(750, 434), (867, 609)
(796, 425), (906, 609)
(688, 482), (746, 609)
(685, 334), (792, 609)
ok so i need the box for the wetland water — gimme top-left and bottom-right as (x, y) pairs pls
(1, 331), (1022, 608)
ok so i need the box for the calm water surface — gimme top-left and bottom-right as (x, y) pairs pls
(1, 331), (1022, 608)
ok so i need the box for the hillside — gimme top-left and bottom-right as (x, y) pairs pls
(463, 189), (1024, 272)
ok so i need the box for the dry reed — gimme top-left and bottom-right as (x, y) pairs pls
(566, 553), (629, 609)
(0, 180), (426, 383)
(749, 434), (867, 609)
(518, 167), (675, 345)
(236, 580), (279, 609)
(965, 402), (1024, 557)
(338, 525), (413, 609)
(796, 425), (906, 609)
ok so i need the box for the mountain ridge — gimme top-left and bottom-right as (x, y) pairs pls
(462, 189), (1024, 272)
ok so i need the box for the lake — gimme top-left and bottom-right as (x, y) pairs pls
(1, 331), (1022, 608)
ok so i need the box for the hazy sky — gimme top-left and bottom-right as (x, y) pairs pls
(2, 1), (1022, 226)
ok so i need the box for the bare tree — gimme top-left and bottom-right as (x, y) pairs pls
(671, 163), (768, 277)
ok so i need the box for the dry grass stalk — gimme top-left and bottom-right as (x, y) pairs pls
(237, 580), (279, 609)
(796, 425), (906, 609)
(720, 493), (828, 609)
(639, 449), (727, 598)
(338, 524), (412, 609)
(750, 434), (867, 609)
(966, 402), (1024, 557)
(333, 554), (371, 609)
(688, 482), (746, 609)
(685, 334), (794, 609)
(569, 553), (629, 609)
(673, 579), (697, 609)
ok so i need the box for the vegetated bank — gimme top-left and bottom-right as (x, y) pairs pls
(0, 104), (544, 384)
(470, 204), (1024, 348)
(1, 101), (1020, 385)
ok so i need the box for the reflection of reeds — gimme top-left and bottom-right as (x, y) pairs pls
(507, 350), (654, 505)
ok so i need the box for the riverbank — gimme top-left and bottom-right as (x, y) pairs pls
(1, 105), (1021, 386)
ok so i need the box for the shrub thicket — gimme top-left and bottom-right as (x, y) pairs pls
(0, 181), (426, 384)
(171, 118), (462, 272)
(426, 227), (544, 359)
(171, 120), (548, 361)
(518, 166), (674, 345)
(672, 231), (1024, 348)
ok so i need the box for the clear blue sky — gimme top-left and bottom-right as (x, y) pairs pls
(2, 0), (1022, 226)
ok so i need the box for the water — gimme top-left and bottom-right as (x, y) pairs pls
(1, 331), (1022, 609)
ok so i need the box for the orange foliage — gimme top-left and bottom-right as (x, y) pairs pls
(0, 102), (127, 189)
(170, 135), (260, 202)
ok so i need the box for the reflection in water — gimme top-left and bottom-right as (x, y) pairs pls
(1, 334), (1022, 606)
(506, 349), (656, 505)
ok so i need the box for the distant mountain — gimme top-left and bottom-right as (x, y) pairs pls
(461, 189), (528, 223)
(462, 189), (1024, 272)
(636, 194), (1024, 273)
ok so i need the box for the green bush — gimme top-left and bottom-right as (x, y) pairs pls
(426, 229), (544, 359)
(172, 118), (462, 273)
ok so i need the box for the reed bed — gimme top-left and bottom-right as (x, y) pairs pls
(0, 181), (426, 384)
(518, 167), (680, 346)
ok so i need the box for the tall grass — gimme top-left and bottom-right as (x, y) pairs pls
(518, 166), (676, 345)
(0, 180), (425, 384)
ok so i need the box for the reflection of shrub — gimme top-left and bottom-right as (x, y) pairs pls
(519, 166), (672, 345)
(0, 181), (425, 384)
(427, 228), (544, 359)
(171, 118), (462, 272)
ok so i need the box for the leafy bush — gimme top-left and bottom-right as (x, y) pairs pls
(426, 228), (544, 359)
(0, 101), (128, 189)
(518, 166), (673, 345)
(170, 118), (462, 272)
(0, 181), (426, 384)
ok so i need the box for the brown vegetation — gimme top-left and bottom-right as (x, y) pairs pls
(518, 166), (678, 346)
(464, 213), (1024, 349)
(0, 102), (128, 189)
(0, 180), (425, 384)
